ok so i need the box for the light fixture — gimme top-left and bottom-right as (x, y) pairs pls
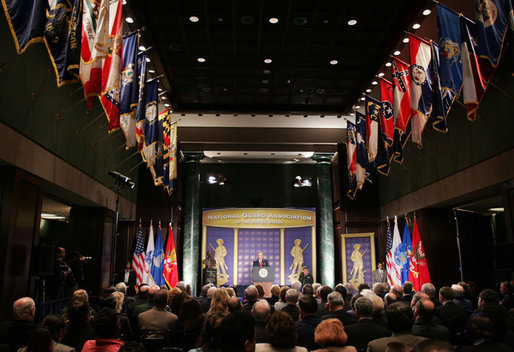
(41, 213), (66, 220)
(262, 79), (269, 84)
(122, 0), (127, 4)
(489, 207), (504, 212)
(161, 96), (167, 100)
(412, 23), (421, 29)
(393, 50), (401, 56)
(148, 69), (155, 73)
(197, 57), (206, 62)
(347, 19), (357, 26)
(330, 59), (338, 65)
(138, 45), (146, 51)
(269, 17), (279, 24)
(385, 62), (392, 67)
(403, 37), (409, 43)
(371, 80), (378, 85)
(164, 103), (170, 107)
(264, 58), (272, 64)
(293, 176), (312, 188)
(158, 88), (162, 92)
(145, 57), (151, 62)
(423, 9), (432, 16)
(355, 105), (360, 109)
(125, 17), (134, 24)
(366, 88), (372, 93)
(207, 175), (217, 184)
(360, 97), (365, 101)
(189, 16), (199, 22)
(108, 170), (135, 189)
(207, 174), (226, 186)
(378, 72), (385, 77)
(263, 69), (271, 74)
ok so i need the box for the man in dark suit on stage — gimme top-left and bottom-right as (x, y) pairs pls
(118, 261), (137, 296)
(372, 262), (387, 286)
(252, 251), (269, 267)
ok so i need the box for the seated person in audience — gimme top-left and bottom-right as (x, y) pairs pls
(138, 289), (177, 340)
(201, 287), (216, 313)
(335, 284), (349, 310)
(40, 314), (74, 352)
(82, 308), (124, 352)
(103, 294), (133, 342)
(242, 286), (259, 315)
(0, 297), (38, 352)
(302, 284), (314, 297)
(312, 319), (357, 352)
(267, 285), (281, 307)
(434, 286), (468, 337)
(207, 288), (230, 315)
(421, 283), (440, 308)
(345, 297), (391, 351)
(131, 286), (159, 331)
(61, 300), (95, 351)
(367, 302), (427, 352)
(274, 287), (290, 311)
(291, 281), (303, 292)
(323, 292), (357, 327)
(228, 297), (243, 313)
(218, 312), (256, 352)
(451, 284), (473, 314)
(252, 300), (271, 344)
(19, 327), (54, 352)
(383, 342), (411, 352)
(460, 316), (512, 352)
(175, 297), (205, 351)
(190, 311), (228, 352)
(127, 284), (148, 319)
(414, 340), (453, 352)
(412, 299), (449, 342)
(282, 289), (300, 322)
(500, 281), (514, 310)
(255, 310), (307, 352)
(317, 286), (333, 318)
(256, 285), (265, 301)
(296, 295), (322, 351)
(402, 282), (413, 305)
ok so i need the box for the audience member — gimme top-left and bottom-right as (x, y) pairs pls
(335, 284), (349, 309)
(412, 299), (449, 342)
(302, 284), (314, 297)
(201, 287), (216, 313)
(218, 312), (256, 352)
(255, 310), (307, 352)
(252, 300), (271, 344)
(197, 284), (211, 305)
(317, 286), (333, 318)
(391, 286), (403, 301)
(500, 281), (514, 310)
(421, 284), (440, 308)
(127, 284), (148, 319)
(367, 302), (427, 352)
(267, 285), (280, 307)
(474, 288), (512, 348)
(282, 289), (300, 321)
(256, 285), (265, 300)
(460, 316), (512, 352)
(228, 296), (243, 313)
(169, 290), (187, 315)
(82, 308), (124, 352)
(414, 340), (453, 352)
(357, 284), (370, 292)
(383, 342), (412, 352)
(402, 282), (413, 304)
(292, 281), (303, 292)
(0, 297), (38, 352)
(103, 294), (133, 342)
(138, 289), (177, 340)
(434, 286), (468, 336)
(192, 311), (228, 352)
(452, 284), (473, 314)
(322, 292), (357, 326)
(175, 297), (205, 351)
(345, 297), (391, 351)
(373, 283), (388, 299)
(243, 286), (259, 315)
(61, 300), (95, 351)
(296, 295), (322, 351)
(40, 314), (74, 352)
(18, 327), (53, 352)
(117, 262), (136, 297)
(312, 319), (357, 352)
(275, 287), (290, 311)
(410, 293), (429, 310)
(207, 287), (229, 315)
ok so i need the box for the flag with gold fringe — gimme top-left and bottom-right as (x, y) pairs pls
(120, 31), (139, 148)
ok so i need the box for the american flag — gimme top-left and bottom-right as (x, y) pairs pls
(385, 218), (394, 286)
(132, 227), (145, 286)
(387, 217), (403, 286)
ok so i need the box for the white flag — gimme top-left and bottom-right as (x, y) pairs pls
(142, 222), (155, 286)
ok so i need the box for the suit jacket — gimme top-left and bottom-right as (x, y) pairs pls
(61, 323), (96, 352)
(0, 321), (38, 352)
(434, 301), (468, 333)
(322, 309), (357, 327)
(366, 333), (427, 352)
(253, 259), (270, 267)
(371, 269), (387, 285)
(296, 315), (322, 351)
(298, 273), (313, 285)
(19, 342), (75, 352)
(255, 344), (307, 352)
(317, 300), (329, 318)
(453, 297), (473, 314)
(412, 318), (449, 341)
(344, 318), (391, 352)
(138, 307), (178, 336)
(282, 304), (300, 321)
(255, 322), (269, 344)
(118, 270), (137, 287)
(459, 341), (513, 352)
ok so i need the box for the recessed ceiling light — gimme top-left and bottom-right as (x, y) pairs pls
(366, 89), (372, 93)
(125, 17), (134, 24)
(223, 88), (228, 92)
(293, 17), (308, 26)
(371, 81), (378, 85)
(347, 19), (357, 26)
(189, 16), (199, 23)
(138, 45), (146, 51)
(360, 97), (365, 101)
(262, 79), (269, 84)
(422, 9), (432, 16)
(148, 69), (155, 73)
(489, 207), (504, 212)
(269, 17), (279, 24)
(412, 23), (421, 29)
(355, 105), (360, 109)
(393, 50), (401, 56)
(145, 57), (151, 62)
(197, 57), (206, 62)
(158, 88), (162, 92)
(403, 37), (409, 43)
(164, 103), (170, 107)
(385, 62), (392, 67)
(260, 88), (268, 93)
(378, 72), (385, 77)
(330, 59), (338, 65)
(323, 19), (329, 24)
(161, 96), (167, 100)
(263, 69), (271, 74)
(122, 0), (127, 4)
(217, 18), (223, 22)
(264, 58), (272, 64)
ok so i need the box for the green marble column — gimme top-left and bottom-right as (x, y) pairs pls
(313, 153), (335, 287)
(182, 151), (204, 295)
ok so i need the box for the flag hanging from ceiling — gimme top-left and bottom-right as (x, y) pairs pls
(437, 4), (463, 114)
(131, 225), (145, 286)
(408, 216), (431, 291)
(431, 42), (453, 133)
(162, 116), (178, 195)
(474, 0), (509, 68)
(409, 34), (434, 147)
(151, 225), (165, 287)
(80, 0), (106, 107)
(120, 31), (139, 148)
(143, 222), (154, 285)
(365, 96), (380, 165)
(1, 0), (46, 54)
(141, 79), (159, 166)
(355, 112), (369, 190)
(136, 52), (148, 151)
(163, 223), (179, 288)
(400, 219), (412, 284)
(392, 57), (412, 134)
(149, 109), (168, 185)
(461, 17), (487, 121)
(377, 78), (394, 176)
(346, 121), (358, 200)
(392, 122), (411, 164)
(43, 0), (83, 87)
(388, 217), (403, 287)
(99, 0), (123, 132)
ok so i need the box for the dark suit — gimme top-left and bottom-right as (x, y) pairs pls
(459, 341), (513, 352)
(255, 322), (269, 344)
(322, 309), (357, 327)
(316, 300), (329, 318)
(344, 318), (391, 352)
(282, 303), (300, 321)
(0, 320), (38, 352)
(118, 270), (137, 296)
(435, 301), (468, 334)
(253, 259), (269, 267)
(298, 273), (313, 285)
(61, 323), (96, 352)
(412, 318), (449, 341)
(367, 333), (427, 352)
(296, 315), (322, 351)
(371, 269), (387, 285)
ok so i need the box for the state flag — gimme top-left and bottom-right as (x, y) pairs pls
(392, 122), (411, 164)
(379, 78), (394, 147)
(163, 223), (179, 288)
(346, 121), (358, 200)
(1, 0), (46, 54)
(151, 225), (165, 287)
(431, 42), (454, 133)
(392, 57), (412, 134)
(355, 112), (369, 190)
(409, 34), (434, 147)
(408, 216), (431, 291)
(143, 222), (155, 285)
(135, 53), (147, 151)
(141, 79), (159, 166)
(120, 32), (139, 148)
(149, 109), (168, 185)
(365, 96), (380, 164)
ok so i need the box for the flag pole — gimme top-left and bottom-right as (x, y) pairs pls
(452, 208), (465, 281)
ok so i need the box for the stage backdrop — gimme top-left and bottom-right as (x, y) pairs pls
(202, 208), (316, 286)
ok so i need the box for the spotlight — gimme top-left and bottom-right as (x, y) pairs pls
(108, 171), (135, 189)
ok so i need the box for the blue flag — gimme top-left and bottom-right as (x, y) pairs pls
(355, 112), (369, 190)
(141, 79), (159, 165)
(431, 42), (454, 133)
(474, 0), (510, 67)
(437, 4), (463, 97)
(136, 52), (148, 148)
(400, 220), (412, 284)
(120, 32), (139, 148)
(2, 0), (47, 54)
(151, 227), (165, 287)
(346, 121), (358, 199)
(392, 122), (411, 164)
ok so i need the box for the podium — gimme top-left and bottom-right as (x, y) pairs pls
(252, 266), (273, 297)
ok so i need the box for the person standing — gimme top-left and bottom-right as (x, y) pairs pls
(253, 251), (269, 267)
(372, 262), (387, 286)
(298, 267), (314, 286)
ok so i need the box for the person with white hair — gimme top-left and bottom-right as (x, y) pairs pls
(0, 297), (37, 351)
(322, 291), (357, 327)
(201, 286), (217, 313)
(291, 280), (302, 292)
(282, 289), (300, 321)
(252, 299), (271, 343)
(451, 283), (473, 314)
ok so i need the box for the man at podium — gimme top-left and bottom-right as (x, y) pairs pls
(252, 251), (269, 267)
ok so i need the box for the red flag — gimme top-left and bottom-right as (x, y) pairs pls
(379, 78), (394, 147)
(163, 223), (179, 288)
(408, 217), (431, 291)
(392, 57), (412, 134)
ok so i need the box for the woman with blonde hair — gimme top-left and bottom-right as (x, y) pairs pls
(312, 319), (356, 352)
(207, 287), (230, 314)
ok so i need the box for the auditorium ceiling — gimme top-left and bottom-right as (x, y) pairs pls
(127, 0), (430, 117)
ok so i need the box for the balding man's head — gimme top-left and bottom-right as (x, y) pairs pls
(252, 299), (270, 322)
(207, 287), (217, 299)
(411, 292), (429, 308)
(245, 285), (258, 303)
(148, 286), (160, 301)
(415, 298), (435, 321)
(176, 281), (186, 293)
(228, 297), (242, 313)
(13, 297), (35, 321)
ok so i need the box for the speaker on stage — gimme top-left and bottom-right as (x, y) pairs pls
(30, 244), (55, 276)
(252, 266), (274, 297)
